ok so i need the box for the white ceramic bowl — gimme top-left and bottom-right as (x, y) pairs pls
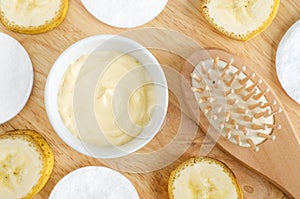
(45, 35), (168, 158)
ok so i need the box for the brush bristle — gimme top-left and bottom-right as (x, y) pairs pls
(191, 56), (281, 151)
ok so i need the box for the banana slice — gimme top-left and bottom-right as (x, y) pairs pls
(169, 157), (243, 199)
(0, 130), (54, 199)
(200, 0), (280, 41)
(0, 0), (68, 34)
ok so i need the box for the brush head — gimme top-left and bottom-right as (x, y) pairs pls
(189, 52), (281, 152)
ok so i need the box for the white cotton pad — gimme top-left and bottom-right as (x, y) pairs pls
(276, 20), (300, 104)
(81, 0), (168, 28)
(49, 166), (140, 199)
(0, 33), (33, 124)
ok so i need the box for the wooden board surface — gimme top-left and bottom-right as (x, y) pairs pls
(0, 0), (299, 198)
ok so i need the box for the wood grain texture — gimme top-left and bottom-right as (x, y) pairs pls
(0, 0), (299, 198)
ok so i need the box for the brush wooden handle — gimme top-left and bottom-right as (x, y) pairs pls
(181, 49), (300, 199)
(199, 106), (300, 199)
(237, 119), (298, 198)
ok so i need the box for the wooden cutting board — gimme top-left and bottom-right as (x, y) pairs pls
(0, 0), (299, 198)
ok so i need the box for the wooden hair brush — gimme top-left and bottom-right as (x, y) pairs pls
(181, 49), (300, 199)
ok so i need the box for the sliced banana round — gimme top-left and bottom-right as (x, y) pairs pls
(200, 0), (280, 41)
(0, 130), (54, 199)
(0, 0), (69, 34)
(169, 157), (243, 199)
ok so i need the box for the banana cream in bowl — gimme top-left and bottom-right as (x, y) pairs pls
(45, 35), (168, 158)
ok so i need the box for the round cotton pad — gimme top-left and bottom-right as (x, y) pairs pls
(0, 33), (33, 124)
(49, 166), (139, 199)
(276, 20), (300, 104)
(81, 0), (168, 28)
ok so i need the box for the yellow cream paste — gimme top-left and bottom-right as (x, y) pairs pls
(57, 51), (156, 146)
